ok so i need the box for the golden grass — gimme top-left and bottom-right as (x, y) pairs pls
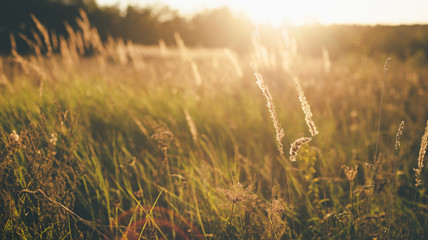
(414, 120), (428, 187)
(292, 75), (318, 137)
(253, 69), (285, 158)
(184, 109), (199, 143)
(2, 9), (428, 239)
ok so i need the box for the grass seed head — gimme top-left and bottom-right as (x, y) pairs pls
(253, 70), (285, 157)
(293, 76), (318, 136)
(353, 185), (374, 195)
(414, 120), (428, 187)
(289, 137), (312, 162)
(184, 109), (198, 143)
(395, 121), (405, 150)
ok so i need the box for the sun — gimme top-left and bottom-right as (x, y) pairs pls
(228, 0), (333, 26)
(242, 2), (312, 26)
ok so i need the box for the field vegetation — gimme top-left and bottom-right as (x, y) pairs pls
(0, 9), (428, 240)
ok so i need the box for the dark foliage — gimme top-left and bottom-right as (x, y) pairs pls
(0, 109), (84, 238)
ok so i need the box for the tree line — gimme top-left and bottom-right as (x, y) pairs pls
(0, 0), (253, 54)
(1, 0), (428, 60)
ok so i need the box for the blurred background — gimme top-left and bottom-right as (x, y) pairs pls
(2, 0), (428, 60)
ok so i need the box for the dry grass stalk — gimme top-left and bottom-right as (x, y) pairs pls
(18, 33), (36, 52)
(322, 47), (331, 74)
(31, 14), (52, 56)
(10, 34), (47, 79)
(126, 40), (146, 69)
(373, 57), (392, 165)
(90, 28), (104, 53)
(174, 31), (202, 86)
(64, 22), (79, 60)
(75, 9), (104, 54)
(131, 116), (149, 136)
(224, 48), (243, 78)
(414, 120), (428, 187)
(59, 36), (74, 65)
(253, 70), (285, 157)
(76, 9), (91, 49)
(50, 30), (59, 51)
(189, 60), (202, 86)
(184, 109), (198, 143)
(10, 33), (46, 78)
(384, 57), (392, 71)
(39, 79), (44, 98)
(174, 31), (186, 55)
(159, 38), (167, 56)
(289, 137), (311, 162)
(9, 33), (17, 55)
(395, 121), (405, 150)
(74, 31), (85, 55)
(29, 30), (44, 63)
(31, 30), (43, 50)
(386, 121), (405, 237)
(12, 54), (42, 77)
(116, 38), (128, 65)
(293, 76), (318, 136)
(0, 60), (12, 91)
(250, 30), (263, 71)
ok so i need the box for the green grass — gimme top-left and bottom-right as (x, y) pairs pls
(0, 25), (428, 239)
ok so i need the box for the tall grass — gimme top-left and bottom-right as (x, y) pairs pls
(0, 11), (427, 239)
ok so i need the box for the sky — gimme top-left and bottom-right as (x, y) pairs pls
(95, 0), (428, 26)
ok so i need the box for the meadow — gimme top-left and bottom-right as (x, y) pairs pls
(0, 12), (427, 239)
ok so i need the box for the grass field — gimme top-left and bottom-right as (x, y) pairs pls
(0, 13), (427, 239)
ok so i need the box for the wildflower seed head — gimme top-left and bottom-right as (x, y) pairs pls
(267, 198), (286, 216)
(218, 182), (245, 204)
(217, 182), (257, 210)
(134, 190), (144, 199)
(49, 133), (58, 146)
(342, 164), (359, 181)
(151, 125), (174, 150)
(10, 130), (20, 142)
(337, 211), (351, 223)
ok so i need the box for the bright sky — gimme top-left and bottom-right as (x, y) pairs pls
(96, 0), (428, 26)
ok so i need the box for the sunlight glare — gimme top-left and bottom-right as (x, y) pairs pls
(96, 0), (428, 26)
(230, 0), (330, 26)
